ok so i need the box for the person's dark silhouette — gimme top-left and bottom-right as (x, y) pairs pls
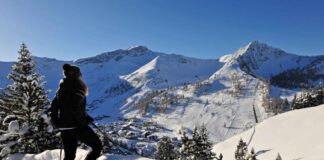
(49, 64), (102, 160)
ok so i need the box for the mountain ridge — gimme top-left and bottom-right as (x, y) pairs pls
(0, 41), (323, 144)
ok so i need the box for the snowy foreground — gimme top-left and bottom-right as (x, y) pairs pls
(7, 149), (152, 160)
(7, 105), (324, 160)
(213, 105), (324, 160)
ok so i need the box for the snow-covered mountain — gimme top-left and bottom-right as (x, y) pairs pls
(236, 41), (316, 79)
(0, 41), (323, 145)
(213, 104), (324, 160)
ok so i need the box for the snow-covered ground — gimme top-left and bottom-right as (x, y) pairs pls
(5, 105), (324, 160)
(213, 105), (324, 160)
(7, 149), (152, 160)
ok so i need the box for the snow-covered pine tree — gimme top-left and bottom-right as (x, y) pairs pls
(179, 131), (193, 160)
(217, 153), (223, 160)
(0, 92), (8, 130)
(187, 124), (216, 160)
(291, 85), (324, 110)
(0, 83), (20, 131)
(155, 136), (177, 160)
(179, 125), (219, 160)
(0, 43), (59, 157)
(250, 147), (257, 160)
(190, 126), (199, 159)
(230, 73), (243, 97)
(315, 85), (324, 105)
(291, 94), (297, 109)
(194, 124), (216, 160)
(305, 92), (314, 107)
(283, 98), (289, 111)
(275, 153), (282, 160)
(235, 138), (248, 160)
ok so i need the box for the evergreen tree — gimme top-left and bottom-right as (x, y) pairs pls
(283, 98), (289, 111)
(291, 94), (297, 109)
(235, 138), (248, 160)
(0, 43), (59, 157)
(305, 92), (313, 107)
(179, 125), (218, 160)
(217, 153), (223, 160)
(155, 136), (177, 160)
(292, 85), (324, 110)
(179, 131), (192, 160)
(0, 92), (8, 130)
(315, 85), (324, 105)
(275, 153), (282, 160)
(192, 124), (216, 160)
(250, 148), (257, 160)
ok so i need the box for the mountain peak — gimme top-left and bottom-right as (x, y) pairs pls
(127, 45), (150, 52)
(235, 41), (286, 58)
(248, 40), (262, 45)
(233, 41), (312, 79)
(245, 40), (271, 51)
(247, 40), (261, 46)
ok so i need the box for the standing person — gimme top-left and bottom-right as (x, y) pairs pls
(49, 64), (102, 160)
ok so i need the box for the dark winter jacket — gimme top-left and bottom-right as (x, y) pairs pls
(49, 77), (93, 129)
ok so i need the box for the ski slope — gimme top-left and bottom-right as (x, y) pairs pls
(213, 105), (324, 160)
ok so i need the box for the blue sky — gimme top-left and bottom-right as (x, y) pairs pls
(0, 0), (324, 61)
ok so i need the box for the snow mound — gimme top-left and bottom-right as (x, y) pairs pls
(8, 120), (19, 134)
(213, 105), (324, 160)
(7, 149), (152, 160)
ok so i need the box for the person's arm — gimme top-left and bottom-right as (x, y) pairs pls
(48, 96), (61, 127)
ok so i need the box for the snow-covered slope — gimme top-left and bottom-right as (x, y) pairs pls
(7, 149), (152, 160)
(213, 105), (324, 160)
(119, 48), (269, 143)
(1, 41), (323, 145)
(123, 54), (222, 89)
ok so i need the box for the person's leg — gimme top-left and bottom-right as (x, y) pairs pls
(78, 126), (103, 160)
(61, 130), (78, 160)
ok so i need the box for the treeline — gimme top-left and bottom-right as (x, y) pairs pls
(155, 124), (283, 160)
(270, 67), (324, 89)
(104, 81), (134, 97)
(134, 89), (189, 115)
(291, 86), (324, 109)
(260, 80), (324, 115)
(155, 124), (222, 160)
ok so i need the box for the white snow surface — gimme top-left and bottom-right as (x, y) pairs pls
(7, 149), (152, 160)
(213, 105), (324, 160)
